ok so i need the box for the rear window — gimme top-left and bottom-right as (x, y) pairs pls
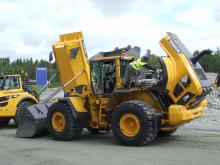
(120, 59), (134, 78)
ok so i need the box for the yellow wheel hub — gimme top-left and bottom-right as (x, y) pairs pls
(119, 113), (141, 137)
(52, 112), (66, 132)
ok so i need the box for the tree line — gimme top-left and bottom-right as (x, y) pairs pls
(0, 58), (60, 87)
(197, 47), (220, 73)
(147, 47), (220, 73)
(0, 47), (219, 87)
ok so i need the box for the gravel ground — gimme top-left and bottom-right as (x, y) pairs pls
(206, 72), (217, 83)
(0, 128), (220, 165)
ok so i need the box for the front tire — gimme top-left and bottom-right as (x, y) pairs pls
(47, 102), (82, 141)
(112, 100), (158, 146)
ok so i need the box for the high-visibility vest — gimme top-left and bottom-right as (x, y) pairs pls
(130, 59), (147, 71)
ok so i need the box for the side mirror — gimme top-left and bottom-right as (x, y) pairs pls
(49, 51), (54, 62)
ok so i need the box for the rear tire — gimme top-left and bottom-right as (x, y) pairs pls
(14, 102), (33, 126)
(0, 118), (10, 126)
(47, 102), (83, 141)
(112, 100), (158, 146)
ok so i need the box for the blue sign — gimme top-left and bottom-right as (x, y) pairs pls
(36, 67), (47, 87)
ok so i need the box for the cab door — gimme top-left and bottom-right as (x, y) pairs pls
(91, 59), (116, 96)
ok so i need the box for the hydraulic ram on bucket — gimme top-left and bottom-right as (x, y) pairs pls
(16, 68), (85, 138)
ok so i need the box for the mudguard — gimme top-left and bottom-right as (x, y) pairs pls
(58, 97), (89, 120)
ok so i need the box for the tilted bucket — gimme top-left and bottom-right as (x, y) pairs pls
(16, 103), (52, 138)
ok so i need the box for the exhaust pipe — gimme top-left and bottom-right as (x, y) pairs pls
(191, 49), (213, 65)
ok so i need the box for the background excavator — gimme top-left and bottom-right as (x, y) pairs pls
(0, 73), (38, 126)
(17, 31), (212, 146)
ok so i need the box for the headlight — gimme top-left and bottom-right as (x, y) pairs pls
(12, 94), (20, 98)
(180, 75), (191, 88)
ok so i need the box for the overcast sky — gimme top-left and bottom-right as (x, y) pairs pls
(0, 0), (219, 60)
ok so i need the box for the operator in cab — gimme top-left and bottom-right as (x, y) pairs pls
(124, 53), (157, 87)
(216, 73), (220, 87)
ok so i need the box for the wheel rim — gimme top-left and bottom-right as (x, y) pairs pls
(52, 112), (66, 132)
(119, 113), (140, 137)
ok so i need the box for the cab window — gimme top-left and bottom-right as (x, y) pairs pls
(91, 60), (116, 95)
(0, 76), (20, 90)
(120, 59), (133, 78)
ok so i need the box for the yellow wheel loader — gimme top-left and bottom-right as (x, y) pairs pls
(17, 31), (212, 146)
(0, 74), (38, 126)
